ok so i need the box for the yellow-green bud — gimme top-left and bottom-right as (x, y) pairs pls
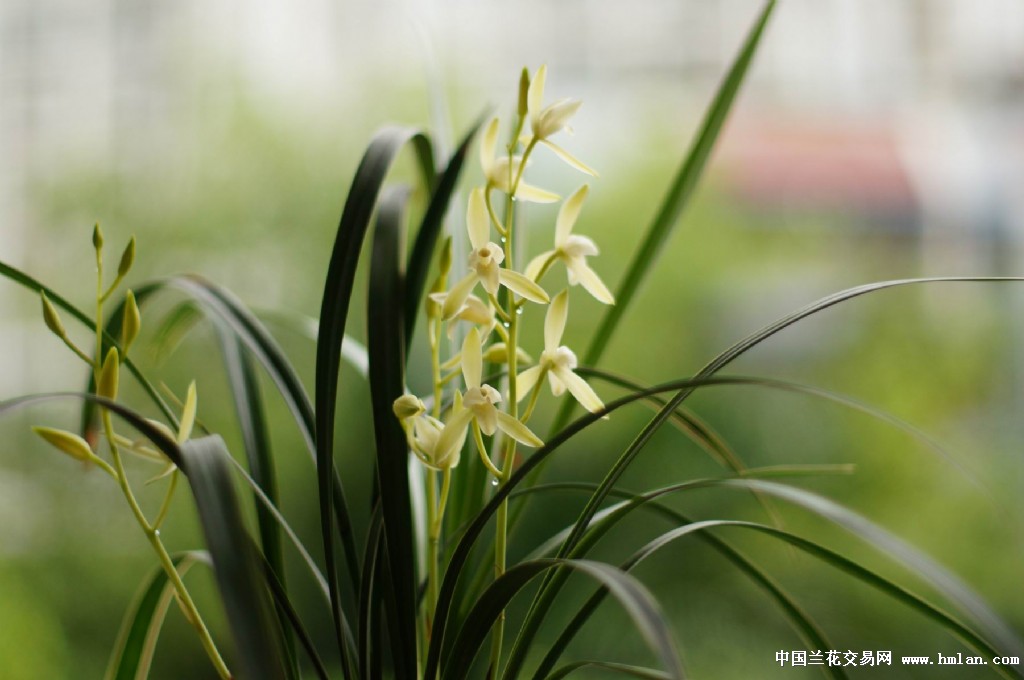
(518, 67), (530, 118)
(92, 223), (104, 251)
(438, 236), (452, 277)
(122, 290), (141, 356)
(392, 394), (426, 420)
(33, 426), (95, 463)
(98, 347), (120, 400)
(40, 292), (66, 338)
(482, 343), (533, 365)
(117, 236), (136, 278)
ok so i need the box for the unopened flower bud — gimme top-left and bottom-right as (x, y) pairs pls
(33, 426), (95, 463)
(118, 236), (136, 278)
(392, 394), (426, 420)
(518, 67), (530, 118)
(438, 237), (452, 278)
(121, 290), (141, 356)
(41, 292), (66, 339)
(98, 347), (120, 400)
(482, 343), (533, 365)
(92, 223), (104, 251)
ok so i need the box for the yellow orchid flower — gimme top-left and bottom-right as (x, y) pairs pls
(479, 118), (560, 203)
(441, 188), (550, 319)
(515, 290), (604, 414)
(520, 65), (597, 177)
(433, 328), (543, 466)
(524, 185), (614, 305)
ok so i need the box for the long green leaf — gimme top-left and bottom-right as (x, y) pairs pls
(631, 520), (1017, 679)
(546, 661), (671, 680)
(105, 552), (209, 680)
(726, 480), (1024, 658)
(425, 375), (793, 678)
(509, 276), (1024, 672)
(442, 559), (683, 680)
(577, 0), (777, 388)
(368, 184), (418, 676)
(315, 126), (432, 670)
(520, 479), (843, 680)
(257, 550), (331, 680)
(216, 330), (297, 679)
(179, 435), (288, 680)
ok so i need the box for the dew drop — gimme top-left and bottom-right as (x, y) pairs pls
(516, 308), (524, 315)
(491, 479), (499, 486)
(500, 237), (507, 244)
(503, 322), (510, 328)
(154, 529), (161, 537)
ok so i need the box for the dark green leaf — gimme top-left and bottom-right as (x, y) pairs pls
(314, 126), (432, 669)
(368, 184), (418, 677)
(442, 559), (683, 680)
(105, 552), (209, 680)
(546, 661), (671, 680)
(179, 435), (289, 680)
(216, 331), (297, 679)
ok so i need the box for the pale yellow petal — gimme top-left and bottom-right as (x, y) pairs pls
(514, 182), (560, 204)
(495, 411), (543, 447)
(554, 366), (605, 414)
(475, 403), (498, 436)
(461, 327), (482, 389)
(467, 187), (489, 250)
(528, 65), (547, 127)
(480, 117), (499, 177)
(524, 250), (556, 282)
(548, 370), (567, 396)
(556, 185), (589, 247)
(442, 273), (478, 320)
(480, 262), (500, 296)
(545, 290), (569, 352)
(177, 381), (197, 443)
(514, 365), (544, 401)
(434, 407), (472, 469)
(541, 139), (598, 177)
(569, 260), (615, 305)
(499, 269), (550, 303)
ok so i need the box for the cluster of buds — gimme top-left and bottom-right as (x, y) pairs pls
(394, 65), (614, 475)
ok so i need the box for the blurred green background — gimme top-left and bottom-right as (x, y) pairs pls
(2, 1), (1024, 678)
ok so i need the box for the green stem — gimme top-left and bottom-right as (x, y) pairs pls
(152, 470), (179, 531)
(489, 115), (537, 677)
(101, 410), (230, 679)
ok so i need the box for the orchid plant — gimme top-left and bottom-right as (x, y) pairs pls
(2, 2), (1022, 678)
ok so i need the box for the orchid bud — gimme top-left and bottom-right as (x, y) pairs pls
(33, 426), (95, 463)
(121, 290), (141, 356)
(98, 347), (120, 400)
(393, 394), (426, 420)
(92, 223), (104, 251)
(41, 292), (66, 339)
(118, 236), (136, 278)
(517, 67), (530, 118)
